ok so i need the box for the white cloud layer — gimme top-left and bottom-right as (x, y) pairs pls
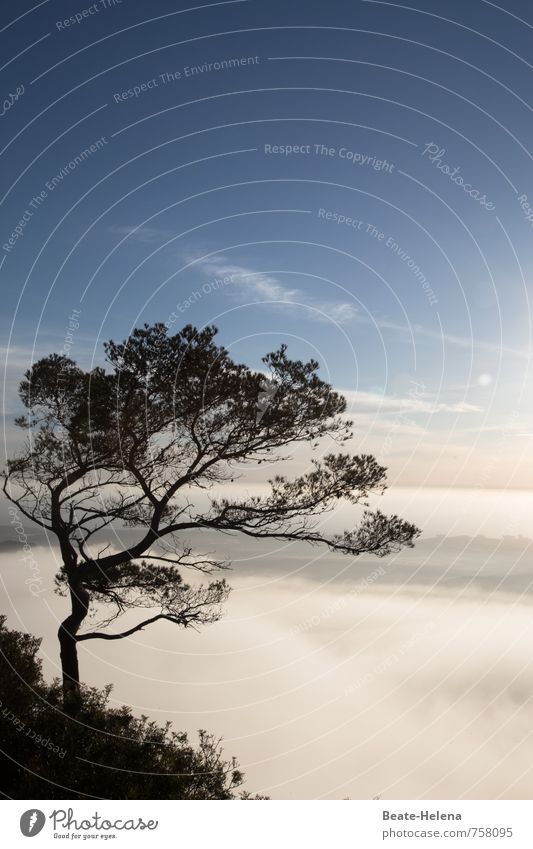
(2, 537), (533, 800)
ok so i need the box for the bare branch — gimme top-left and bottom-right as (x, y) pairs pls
(77, 613), (183, 641)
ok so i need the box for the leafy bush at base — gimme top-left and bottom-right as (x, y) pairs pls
(0, 616), (247, 799)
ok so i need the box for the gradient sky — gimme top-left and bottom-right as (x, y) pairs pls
(3, 1), (533, 801)
(2, 0), (533, 495)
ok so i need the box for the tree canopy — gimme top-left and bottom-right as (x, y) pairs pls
(3, 323), (419, 711)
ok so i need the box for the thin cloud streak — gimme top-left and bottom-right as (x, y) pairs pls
(190, 255), (359, 324)
(342, 388), (483, 415)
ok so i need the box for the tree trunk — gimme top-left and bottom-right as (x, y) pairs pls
(58, 578), (89, 714)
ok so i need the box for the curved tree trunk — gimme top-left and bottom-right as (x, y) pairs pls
(58, 578), (89, 714)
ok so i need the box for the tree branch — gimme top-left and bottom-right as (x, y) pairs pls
(77, 612), (189, 641)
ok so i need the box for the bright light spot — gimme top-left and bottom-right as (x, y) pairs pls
(477, 373), (492, 386)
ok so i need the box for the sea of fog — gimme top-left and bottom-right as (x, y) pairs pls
(1, 489), (533, 799)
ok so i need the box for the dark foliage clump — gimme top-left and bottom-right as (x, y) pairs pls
(0, 616), (248, 800)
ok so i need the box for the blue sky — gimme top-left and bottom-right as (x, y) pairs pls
(4, 2), (533, 799)
(2, 0), (533, 490)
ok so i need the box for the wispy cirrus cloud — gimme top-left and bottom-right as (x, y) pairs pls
(377, 317), (529, 360)
(109, 224), (173, 243)
(342, 388), (483, 416)
(190, 255), (358, 324)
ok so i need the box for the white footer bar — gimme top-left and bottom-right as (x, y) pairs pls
(3, 800), (533, 848)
